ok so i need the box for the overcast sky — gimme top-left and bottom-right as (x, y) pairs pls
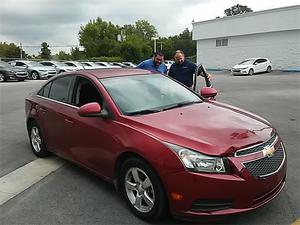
(1, 0), (299, 55)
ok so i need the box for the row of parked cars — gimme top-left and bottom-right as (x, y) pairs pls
(0, 60), (137, 82)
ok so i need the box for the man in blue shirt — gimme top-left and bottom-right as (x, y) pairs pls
(136, 52), (167, 74)
(168, 50), (211, 88)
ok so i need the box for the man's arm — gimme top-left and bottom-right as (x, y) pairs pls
(136, 61), (146, 69)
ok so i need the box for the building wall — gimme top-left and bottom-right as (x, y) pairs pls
(197, 30), (300, 70)
(193, 5), (300, 70)
(193, 5), (300, 40)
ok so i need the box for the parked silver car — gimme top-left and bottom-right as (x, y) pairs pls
(8, 60), (57, 79)
(40, 61), (78, 74)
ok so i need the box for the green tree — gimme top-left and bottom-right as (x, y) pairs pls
(224, 4), (253, 16)
(161, 28), (196, 60)
(70, 47), (84, 60)
(0, 42), (25, 58)
(40, 42), (51, 59)
(120, 35), (152, 63)
(134, 20), (158, 40)
(78, 17), (120, 57)
(56, 51), (70, 60)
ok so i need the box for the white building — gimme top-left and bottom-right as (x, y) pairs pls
(192, 5), (300, 70)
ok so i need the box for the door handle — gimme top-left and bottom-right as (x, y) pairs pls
(64, 118), (74, 124)
(39, 107), (47, 113)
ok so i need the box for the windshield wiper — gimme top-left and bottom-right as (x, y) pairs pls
(125, 109), (161, 116)
(162, 101), (201, 111)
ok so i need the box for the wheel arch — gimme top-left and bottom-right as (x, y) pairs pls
(113, 150), (168, 196)
(114, 150), (170, 218)
(26, 117), (36, 132)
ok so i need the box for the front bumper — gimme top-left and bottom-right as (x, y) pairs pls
(6, 72), (28, 80)
(163, 140), (287, 219)
(231, 69), (249, 75)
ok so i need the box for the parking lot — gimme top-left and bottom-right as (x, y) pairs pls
(0, 70), (299, 224)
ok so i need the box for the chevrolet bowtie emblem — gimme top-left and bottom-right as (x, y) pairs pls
(263, 145), (276, 158)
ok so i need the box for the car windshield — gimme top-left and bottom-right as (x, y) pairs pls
(238, 59), (255, 65)
(27, 61), (44, 67)
(55, 62), (69, 67)
(101, 74), (202, 115)
(0, 61), (11, 68)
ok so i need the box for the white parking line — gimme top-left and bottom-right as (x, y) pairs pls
(0, 157), (64, 205)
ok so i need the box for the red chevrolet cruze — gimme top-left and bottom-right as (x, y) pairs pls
(25, 68), (286, 221)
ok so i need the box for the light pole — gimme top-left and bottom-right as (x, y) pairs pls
(19, 43), (23, 59)
(151, 37), (158, 53)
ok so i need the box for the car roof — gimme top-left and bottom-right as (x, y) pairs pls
(70, 68), (156, 79)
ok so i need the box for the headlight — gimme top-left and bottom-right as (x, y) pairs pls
(165, 143), (229, 173)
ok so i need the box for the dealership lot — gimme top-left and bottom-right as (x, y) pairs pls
(0, 71), (299, 224)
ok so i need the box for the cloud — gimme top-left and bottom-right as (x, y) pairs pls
(1, 0), (298, 54)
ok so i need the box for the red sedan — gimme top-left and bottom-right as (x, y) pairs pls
(25, 68), (286, 221)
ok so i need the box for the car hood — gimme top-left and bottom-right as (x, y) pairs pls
(124, 102), (273, 156)
(59, 66), (77, 70)
(30, 66), (56, 71)
(0, 67), (26, 72)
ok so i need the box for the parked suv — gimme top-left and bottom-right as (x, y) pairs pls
(0, 61), (28, 82)
(40, 61), (78, 74)
(231, 58), (272, 76)
(8, 60), (57, 79)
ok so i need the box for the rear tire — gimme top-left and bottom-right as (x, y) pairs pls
(119, 157), (167, 221)
(248, 69), (254, 76)
(28, 121), (50, 157)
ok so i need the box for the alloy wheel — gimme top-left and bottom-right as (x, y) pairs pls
(31, 72), (39, 80)
(124, 167), (155, 213)
(0, 73), (5, 82)
(31, 126), (42, 152)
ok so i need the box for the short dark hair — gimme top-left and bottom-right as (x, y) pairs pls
(153, 52), (164, 57)
(175, 50), (184, 55)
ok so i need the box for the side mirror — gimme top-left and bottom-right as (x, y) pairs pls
(200, 87), (218, 100)
(78, 102), (108, 118)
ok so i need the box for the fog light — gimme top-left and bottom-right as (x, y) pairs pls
(171, 192), (183, 201)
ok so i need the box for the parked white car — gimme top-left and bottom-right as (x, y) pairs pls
(64, 61), (85, 70)
(80, 61), (106, 69)
(94, 62), (121, 68)
(164, 60), (174, 70)
(122, 62), (137, 68)
(231, 58), (272, 76)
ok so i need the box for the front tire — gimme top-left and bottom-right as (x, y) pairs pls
(0, 73), (6, 82)
(28, 121), (50, 157)
(31, 71), (40, 80)
(248, 69), (254, 76)
(267, 66), (272, 73)
(120, 157), (167, 221)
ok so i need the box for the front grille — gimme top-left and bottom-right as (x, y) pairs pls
(235, 135), (277, 157)
(232, 69), (240, 72)
(243, 144), (285, 178)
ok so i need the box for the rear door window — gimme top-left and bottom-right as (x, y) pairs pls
(48, 76), (74, 103)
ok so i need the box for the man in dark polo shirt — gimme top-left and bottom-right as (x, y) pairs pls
(168, 50), (211, 88)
